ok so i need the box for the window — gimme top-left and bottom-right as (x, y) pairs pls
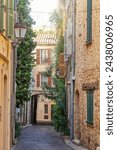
(87, 0), (92, 43)
(87, 90), (93, 125)
(44, 104), (48, 114)
(40, 49), (48, 63)
(44, 115), (48, 119)
(36, 49), (50, 64)
(41, 74), (48, 86)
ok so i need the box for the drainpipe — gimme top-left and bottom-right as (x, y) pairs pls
(70, 0), (76, 141)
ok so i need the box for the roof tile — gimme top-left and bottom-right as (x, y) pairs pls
(34, 34), (57, 45)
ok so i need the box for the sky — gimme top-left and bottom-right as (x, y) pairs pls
(30, 0), (58, 29)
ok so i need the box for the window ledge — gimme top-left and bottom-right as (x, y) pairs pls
(86, 40), (92, 46)
(85, 121), (96, 128)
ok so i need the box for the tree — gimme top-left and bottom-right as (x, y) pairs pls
(16, 0), (36, 107)
(42, 37), (69, 135)
(49, 9), (63, 36)
(42, 10), (69, 134)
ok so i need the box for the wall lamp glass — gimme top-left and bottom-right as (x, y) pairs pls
(14, 22), (28, 39)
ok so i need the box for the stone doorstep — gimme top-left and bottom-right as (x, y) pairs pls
(72, 139), (80, 146)
(65, 140), (89, 150)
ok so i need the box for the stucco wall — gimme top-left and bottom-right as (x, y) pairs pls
(31, 43), (56, 124)
(32, 45), (55, 95)
(0, 34), (11, 150)
(36, 95), (54, 123)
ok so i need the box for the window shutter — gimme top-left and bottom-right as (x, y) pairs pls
(59, 65), (66, 78)
(0, 0), (4, 32)
(37, 72), (40, 87)
(87, 91), (93, 124)
(48, 76), (51, 86)
(87, 0), (92, 42)
(48, 49), (50, 64)
(59, 53), (64, 64)
(36, 49), (40, 65)
(58, 53), (66, 78)
(7, 0), (14, 39)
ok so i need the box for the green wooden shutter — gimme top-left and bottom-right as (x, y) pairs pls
(7, 0), (14, 39)
(0, 0), (4, 32)
(87, 0), (92, 42)
(87, 90), (93, 124)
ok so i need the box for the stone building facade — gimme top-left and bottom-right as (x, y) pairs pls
(31, 34), (56, 124)
(64, 0), (100, 150)
(74, 0), (100, 150)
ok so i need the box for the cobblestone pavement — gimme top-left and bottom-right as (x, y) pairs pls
(15, 125), (73, 150)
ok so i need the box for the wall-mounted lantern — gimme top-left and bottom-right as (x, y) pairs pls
(14, 22), (28, 39)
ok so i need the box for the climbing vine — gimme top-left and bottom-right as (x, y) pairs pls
(42, 36), (69, 135)
(16, 0), (36, 107)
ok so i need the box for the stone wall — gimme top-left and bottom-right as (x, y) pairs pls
(74, 0), (100, 150)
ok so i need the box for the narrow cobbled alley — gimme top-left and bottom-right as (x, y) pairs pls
(15, 125), (73, 150)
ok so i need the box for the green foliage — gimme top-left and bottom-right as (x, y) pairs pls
(15, 122), (22, 138)
(34, 29), (56, 34)
(49, 9), (63, 36)
(54, 36), (64, 65)
(17, 0), (35, 26)
(16, 0), (36, 107)
(49, 9), (62, 26)
(43, 75), (69, 134)
(42, 36), (69, 135)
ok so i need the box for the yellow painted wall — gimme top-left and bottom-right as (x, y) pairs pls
(0, 34), (12, 150)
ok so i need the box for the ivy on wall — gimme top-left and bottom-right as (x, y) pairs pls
(42, 36), (69, 135)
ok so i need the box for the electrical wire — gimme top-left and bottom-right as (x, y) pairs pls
(0, 5), (100, 13)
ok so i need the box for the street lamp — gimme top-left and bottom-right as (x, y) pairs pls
(12, 22), (28, 48)
(14, 22), (28, 39)
(11, 21), (28, 143)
